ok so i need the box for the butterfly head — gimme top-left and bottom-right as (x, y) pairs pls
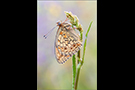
(56, 21), (62, 27)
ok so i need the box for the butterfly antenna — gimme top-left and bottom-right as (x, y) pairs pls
(43, 25), (57, 39)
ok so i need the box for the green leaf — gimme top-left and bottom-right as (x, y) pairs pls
(82, 21), (93, 64)
(85, 21), (93, 38)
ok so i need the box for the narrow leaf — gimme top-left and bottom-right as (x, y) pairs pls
(82, 21), (93, 64)
(85, 21), (93, 38)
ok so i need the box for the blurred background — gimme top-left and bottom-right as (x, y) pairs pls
(37, 1), (97, 90)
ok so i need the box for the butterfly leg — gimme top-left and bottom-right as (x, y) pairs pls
(73, 26), (77, 30)
(62, 17), (69, 24)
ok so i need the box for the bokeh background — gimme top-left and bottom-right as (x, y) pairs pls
(37, 1), (97, 90)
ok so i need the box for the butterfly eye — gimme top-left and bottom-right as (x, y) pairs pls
(57, 21), (61, 26)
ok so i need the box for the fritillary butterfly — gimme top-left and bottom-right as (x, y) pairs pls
(44, 19), (82, 64)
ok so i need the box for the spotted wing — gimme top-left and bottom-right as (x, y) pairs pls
(54, 23), (82, 64)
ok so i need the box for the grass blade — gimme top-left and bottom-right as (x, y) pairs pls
(82, 21), (93, 64)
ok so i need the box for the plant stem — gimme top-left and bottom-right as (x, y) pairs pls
(77, 51), (80, 64)
(64, 11), (93, 90)
(75, 28), (83, 90)
(74, 63), (81, 90)
(74, 21), (93, 90)
(72, 55), (76, 90)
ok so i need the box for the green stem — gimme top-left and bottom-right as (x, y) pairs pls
(72, 55), (76, 90)
(75, 29), (83, 90)
(74, 63), (81, 90)
(64, 11), (93, 90)
(74, 21), (93, 90)
(77, 51), (80, 64)
(82, 38), (86, 65)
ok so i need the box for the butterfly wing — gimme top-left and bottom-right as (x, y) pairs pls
(54, 23), (82, 64)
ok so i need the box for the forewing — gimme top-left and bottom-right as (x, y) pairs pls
(54, 27), (68, 64)
(54, 23), (82, 64)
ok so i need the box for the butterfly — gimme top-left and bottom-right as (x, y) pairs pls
(44, 19), (82, 64)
